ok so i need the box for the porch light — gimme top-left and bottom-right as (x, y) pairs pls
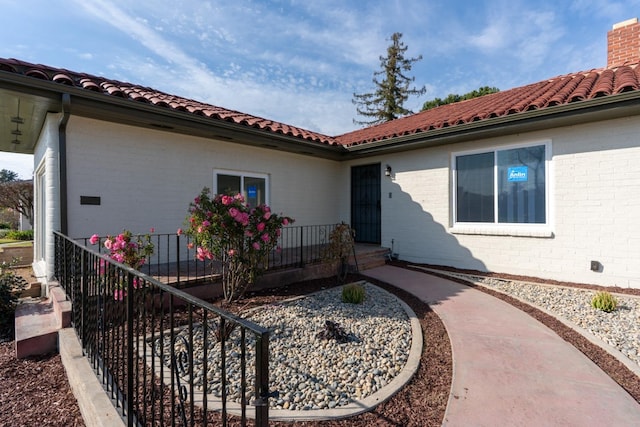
(385, 164), (392, 177)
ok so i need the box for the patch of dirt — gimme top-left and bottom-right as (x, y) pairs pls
(0, 341), (84, 427)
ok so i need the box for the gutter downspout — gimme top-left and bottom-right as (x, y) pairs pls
(59, 93), (70, 235)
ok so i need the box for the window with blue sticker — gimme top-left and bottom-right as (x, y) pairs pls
(454, 143), (547, 225)
(215, 171), (268, 206)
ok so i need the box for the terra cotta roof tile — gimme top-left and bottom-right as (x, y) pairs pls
(2, 57), (640, 149)
(0, 58), (337, 146)
(335, 64), (640, 146)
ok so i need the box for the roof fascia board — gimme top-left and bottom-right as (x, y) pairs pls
(0, 72), (348, 160)
(345, 91), (640, 156)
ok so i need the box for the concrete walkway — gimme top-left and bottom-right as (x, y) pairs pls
(363, 265), (640, 426)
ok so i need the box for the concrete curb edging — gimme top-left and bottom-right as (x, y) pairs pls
(58, 328), (125, 427)
(266, 282), (424, 421)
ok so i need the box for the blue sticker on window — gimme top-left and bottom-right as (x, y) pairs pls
(247, 186), (257, 197)
(507, 166), (528, 182)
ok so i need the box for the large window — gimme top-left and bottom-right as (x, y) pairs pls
(214, 170), (268, 207)
(454, 143), (549, 227)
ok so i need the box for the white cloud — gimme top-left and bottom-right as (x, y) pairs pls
(0, 153), (33, 180)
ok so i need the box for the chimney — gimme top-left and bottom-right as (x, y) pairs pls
(607, 18), (640, 68)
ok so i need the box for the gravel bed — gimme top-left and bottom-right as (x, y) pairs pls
(152, 281), (412, 411)
(445, 272), (640, 367)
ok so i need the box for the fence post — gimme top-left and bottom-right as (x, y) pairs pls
(299, 227), (304, 268)
(126, 273), (135, 426)
(176, 234), (181, 286)
(254, 331), (270, 426)
(80, 249), (87, 342)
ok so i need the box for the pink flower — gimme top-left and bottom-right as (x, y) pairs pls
(196, 247), (213, 261)
(194, 196), (201, 204)
(257, 222), (266, 232)
(276, 229), (281, 237)
(239, 213), (249, 226)
(197, 226), (203, 233)
(133, 277), (140, 289)
(263, 211), (271, 220)
(150, 227), (155, 233)
(229, 207), (239, 218)
(177, 228), (183, 236)
(221, 195), (233, 206)
(228, 249), (236, 257)
(114, 289), (126, 301)
(245, 230), (253, 237)
(104, 239), (113, 250)
(89, 234), (100, 245)
(261, 233), (270, 242)
(112, 253), (125, 263)
(187, 242), (194, 249)
(234, 193), (245, 203)
(276, 246), (282, 253)
(283, 218), (289, 226)
(252, 242), (261, 250)
(202, 220), (211, 227)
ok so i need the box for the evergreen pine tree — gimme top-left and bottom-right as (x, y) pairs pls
(353, 33), (426, 126)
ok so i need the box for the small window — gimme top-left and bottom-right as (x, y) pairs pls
(214, 170), (268, 206)
(453, 142), (549, 227)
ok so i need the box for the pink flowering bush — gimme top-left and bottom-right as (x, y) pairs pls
(185, 187), (293, 302)
(89, 229), (155, 300)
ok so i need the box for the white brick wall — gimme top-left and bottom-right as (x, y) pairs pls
(65, 116), (342, 239)
(350, 116), (640, 288)
(33, 113), (62, 281)
(54, 114), (640, 288)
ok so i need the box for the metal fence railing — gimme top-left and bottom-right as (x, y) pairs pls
(54, 231), (270, 426)
(78, 224), (340, 287)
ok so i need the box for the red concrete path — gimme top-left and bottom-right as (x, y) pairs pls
(363, 266), (640, 426)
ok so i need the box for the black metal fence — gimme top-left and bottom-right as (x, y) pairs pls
(54, 231), (270, 426)
(79, 224), (340, 286)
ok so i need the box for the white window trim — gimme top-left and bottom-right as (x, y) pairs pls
(213, 169), (270, 205)
(450, 140), (554, 238)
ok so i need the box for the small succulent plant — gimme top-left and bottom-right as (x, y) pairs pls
(342, 283), (366, 304)
(316, 320), (355, 344)
(591, 291), (617, 313)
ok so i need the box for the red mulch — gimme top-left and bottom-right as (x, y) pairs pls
(2, 262), (639, 426)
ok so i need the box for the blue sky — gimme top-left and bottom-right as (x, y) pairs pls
(1, 0), (639, 178)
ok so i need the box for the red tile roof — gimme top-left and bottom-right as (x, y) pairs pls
(2, 57), (640, 149)
(0, 58), (337, 146)
(335, 64), (640, 146)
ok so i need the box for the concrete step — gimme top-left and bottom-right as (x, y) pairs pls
(14, 281), (72, 359)
(19, 281), (42, 299)
(14, 299), (58, 358)
(349, 247), (389, 272)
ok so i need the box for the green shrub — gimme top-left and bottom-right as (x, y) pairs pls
(342, 283), (366, 304)
(0, 260), (28, 337)
(5, 230), (33, 241)
(0, 223), (10, 229)
(591, 291), (617, 313)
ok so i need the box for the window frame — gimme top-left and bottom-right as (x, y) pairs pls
(213, 169), (270, 206)
(451, 140), (553, 237)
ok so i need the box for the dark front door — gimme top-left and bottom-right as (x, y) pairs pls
(351, 163), (381, 244)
